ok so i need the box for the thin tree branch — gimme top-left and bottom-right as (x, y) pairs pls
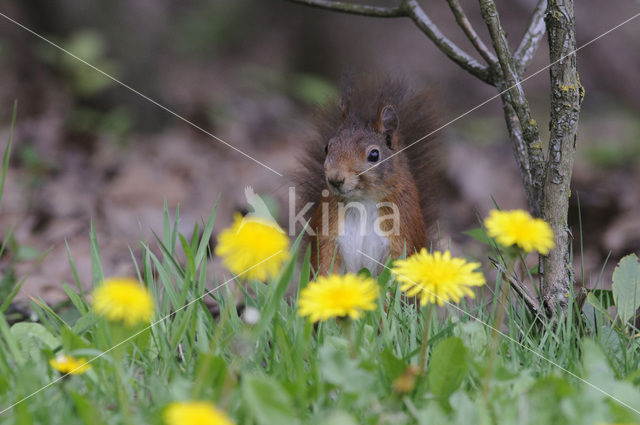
(446, 0), (497, 65)
(489, 257), (540, 315)
(285, 0), (405, 17)
(479, 0), (545, 216)
(287, 0), (492, 84)
(499, 90), (540, 215)
(515, 0), (547, 74)
(403, 0), (491, 83)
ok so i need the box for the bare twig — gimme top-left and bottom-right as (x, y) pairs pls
(403, 0), (491, 83)
(286, 0), (492, 83)
(499, 90), (539, 211)
(515, 0), (548, 74)
(285, 0), (404, 17)
(479, 0), (545, 216)
(446, 0), (497, 65)
(490, 257), (541, 315)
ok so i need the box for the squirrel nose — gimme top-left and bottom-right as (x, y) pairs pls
(328, 178), (344, 190)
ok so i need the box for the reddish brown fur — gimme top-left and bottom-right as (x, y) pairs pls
(293, 76), (439, 274)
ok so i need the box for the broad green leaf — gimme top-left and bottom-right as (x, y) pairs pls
(10, 322), (60, 360)
(582, 338), (615, 384)
(318, 342), (376, 394)
(586, 292), (614, 322)
(527, 376), (575, 424)
(380, 347), (406, 381)
(612, 254), (640, 324)
(427, 337), (469, 401)
(242, 374), (298, 425)
(591, 289), (615, 309)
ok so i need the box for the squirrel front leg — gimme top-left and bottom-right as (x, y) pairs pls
(317, 238), (341, 275)
(309, 205), (341, 275)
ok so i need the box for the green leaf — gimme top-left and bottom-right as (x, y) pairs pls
(591, 289), (615, 309)
(255, 227), (306, 336)
(427, 337), (469, 402)
(463, 228), (493, 246)
(380, 347), (407, 381)
(318, 342), (376, 394)
(582, 338), (615, 384)
(10, 322), (60, 360)
(70, 391), (107, 425)
(527, 376), (575, 424)
(612, 254), (640, 324)
(298, 245), (311, 292)
(62, 282), (88, 314)
(586, 292), (614, 322)
(194, 199), (218, 267)
(0, 101), (17, 207)
(89, 221), (104, 286)
(241, 374), (298, 425)
(357, 267), (372, 279)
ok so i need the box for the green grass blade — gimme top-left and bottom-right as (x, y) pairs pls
(0, 101), (17, 207)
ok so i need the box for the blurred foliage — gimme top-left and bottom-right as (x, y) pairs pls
(17, 143), (57, 189)
(584, 143), (640, 170)
(67, 106), (133, 141)
(290, 73), (338, 106)
(37, 30), (120, 97)
(582, 109), (640, 170)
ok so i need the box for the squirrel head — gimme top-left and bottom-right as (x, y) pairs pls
(323, 101), (401, 200)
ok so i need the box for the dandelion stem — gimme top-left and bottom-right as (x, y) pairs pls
(418, 302), (434, 375)
(340, 318), (357, 358)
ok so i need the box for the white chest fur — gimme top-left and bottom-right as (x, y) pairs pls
(336, 201), (390, 274)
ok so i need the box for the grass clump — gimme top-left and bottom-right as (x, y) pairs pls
(0, 109), (639, 425)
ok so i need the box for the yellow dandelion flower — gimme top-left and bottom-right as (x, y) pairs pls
(164, 401), (235, 425)
(49, 354), (91, 375)
(484, 209), (555, 254)
(298, 273), (379, 322)
(93, 277), (154, 326)
(392, 250), (486, 307)
(215, 214), (290, 281)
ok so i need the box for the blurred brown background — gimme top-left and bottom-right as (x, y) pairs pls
(0, 0), (639, 307)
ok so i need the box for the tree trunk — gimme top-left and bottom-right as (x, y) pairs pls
(541, 0), (582, 314)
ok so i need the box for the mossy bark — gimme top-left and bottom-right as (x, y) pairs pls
(541, 0), (582, 314)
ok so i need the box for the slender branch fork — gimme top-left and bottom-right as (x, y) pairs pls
(286, 0), (549, 211)
(286, 0), (550, 303)
(287, 0), (493, 83)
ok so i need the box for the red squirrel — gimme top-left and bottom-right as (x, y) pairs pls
(295, 76), (439, 275)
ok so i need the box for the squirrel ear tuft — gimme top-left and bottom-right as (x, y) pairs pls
(376, 104), (399, 133)
(376, 104), (399, 149)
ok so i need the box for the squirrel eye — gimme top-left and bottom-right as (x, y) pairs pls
(367, 149), (379, 163)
